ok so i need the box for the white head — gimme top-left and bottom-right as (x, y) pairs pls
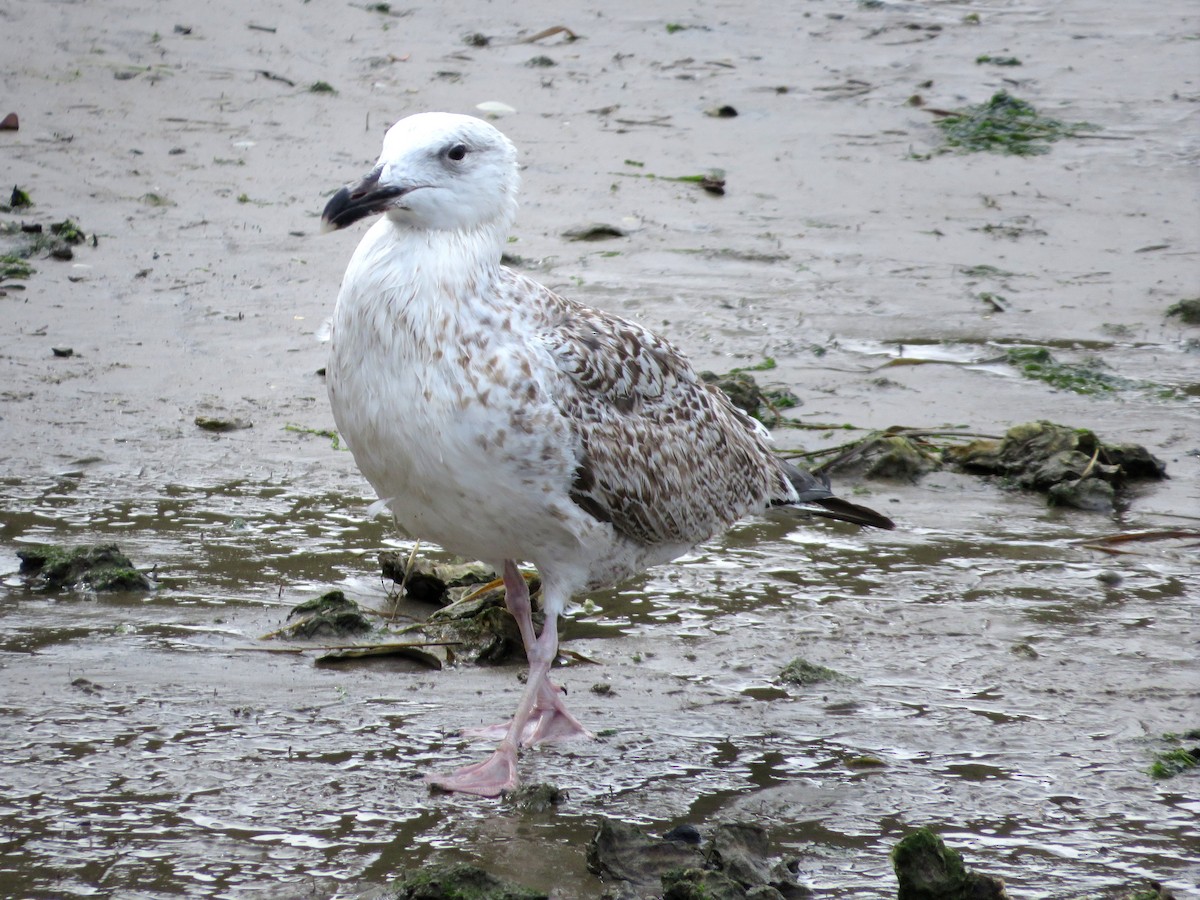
(322, 112), (519, 235)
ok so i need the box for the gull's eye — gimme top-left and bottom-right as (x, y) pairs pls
(446, 143), (468, 162)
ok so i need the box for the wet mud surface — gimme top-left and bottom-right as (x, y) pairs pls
(2, 0), (1198, 897)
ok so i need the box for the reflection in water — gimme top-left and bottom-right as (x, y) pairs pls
(1, 476), (1197, 897)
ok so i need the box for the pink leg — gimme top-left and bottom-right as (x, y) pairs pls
(427, 605), (562, 796)
(502, 558), (539, 653)
(462, 561), (593, 747)
(427, 563), (592, 797)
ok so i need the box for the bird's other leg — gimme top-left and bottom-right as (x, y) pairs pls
(502, 558), (538, 652)
(462, 561), (593, 747)
(427, 607), (566, 797)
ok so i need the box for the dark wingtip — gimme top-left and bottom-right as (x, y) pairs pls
(780, 459), (895, 529)
(811, 496), (895, 530)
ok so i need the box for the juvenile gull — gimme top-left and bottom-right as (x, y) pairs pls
(321, 112), (894, 797)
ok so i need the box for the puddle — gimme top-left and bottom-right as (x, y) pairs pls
(2, 475), (1197, 898)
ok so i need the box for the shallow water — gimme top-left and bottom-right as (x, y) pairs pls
(2, 473), (1197, 898)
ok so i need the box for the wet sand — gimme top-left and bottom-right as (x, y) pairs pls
(2, 0), (1198, 897)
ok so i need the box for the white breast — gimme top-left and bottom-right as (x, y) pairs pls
(326, 220), (612, 578)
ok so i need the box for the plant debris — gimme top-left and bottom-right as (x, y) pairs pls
(379, 553), (495, 605)
(195, 415), (253, 432)
(2, 214), (94, 266)
(1148, 730), (1200, 780)
(17, 544), (152, 593)
(615, 167), (727, 195)
(1, 253), (35, 291)
(931, 91), (1097, 156)
(423, 579), (535, 664)
(976, 54), (1022, 66)
(1149, 747), (1199, 780)
(518, 25), (579, 44)
(1003, 346), (1145, 395)
(315, 641), (443, 670)
(1075, 529), (1200, 556)
(892, 827), (1008, 899)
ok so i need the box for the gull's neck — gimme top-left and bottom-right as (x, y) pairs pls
(359, 216), (509, 307)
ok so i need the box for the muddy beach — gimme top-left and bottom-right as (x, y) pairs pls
(2, 0), (1198, 897)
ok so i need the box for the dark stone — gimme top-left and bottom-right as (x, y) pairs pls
(391, 862), (547, 899)
(587, 818), (809, 899)
(587, 819), (702, 891)
(1047, 476), (1115, 512)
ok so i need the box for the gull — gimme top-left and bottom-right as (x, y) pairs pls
(320, 112), (894, 797)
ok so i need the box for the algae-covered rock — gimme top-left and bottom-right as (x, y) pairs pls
(588, 818), (807, 899)
(700, 369), (799, 425)
(661, 867), (751, 900)
(945, 421), (1165, 512)
(892, 827), (1007, 899)
(1046, 476), (1115, 512)
(779, 658), (845, 686)
(704, 823), (802, 895)
(862, 435), (942, 481)
(17, 543), (152, 593)
(424, 577), (543, 664)
(505, 782), (567, 813)
(281, 590), (371, 639)
(390, 862), (547, 900)
(588, 818), (703, 892)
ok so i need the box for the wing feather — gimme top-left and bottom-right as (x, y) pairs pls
(519, 276), (792, 546)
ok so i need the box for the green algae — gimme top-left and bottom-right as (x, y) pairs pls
(935, 91), (1097, 156)
(1166, 297), (1200, 325)
(1001, 346), (1174, 396)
